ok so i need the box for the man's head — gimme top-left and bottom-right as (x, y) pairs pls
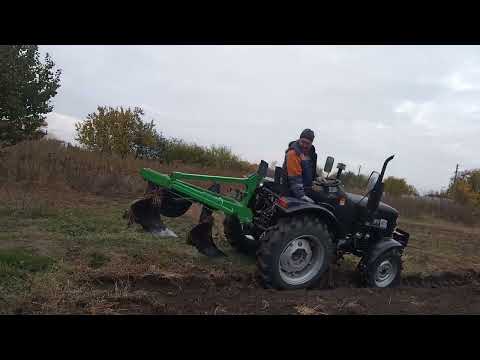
(299, 128), (314, 154)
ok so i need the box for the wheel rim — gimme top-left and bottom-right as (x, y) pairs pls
(278, 235), (325, 286)
(374, 259), (398, 287)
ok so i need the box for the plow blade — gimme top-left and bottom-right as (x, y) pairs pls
(126, 197), (177, 237)
(186, 183), (226, 258)
(125, 181), (226, 257)
(125, 182), (192, 238)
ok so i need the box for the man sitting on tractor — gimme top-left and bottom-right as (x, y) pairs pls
(282, 128), (323, 204)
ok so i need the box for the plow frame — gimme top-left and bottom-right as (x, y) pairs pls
(139, 161), (268, 223)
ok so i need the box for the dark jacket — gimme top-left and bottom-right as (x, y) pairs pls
(282, 140), (318, 198)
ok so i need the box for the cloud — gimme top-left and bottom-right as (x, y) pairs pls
(444, 72), (475, 92)
(45, 112), (80, 145)
(39, 45), (480, 193)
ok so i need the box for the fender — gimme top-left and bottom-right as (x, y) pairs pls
(275, 200), (343, 237)
(367, 238), (404, 265)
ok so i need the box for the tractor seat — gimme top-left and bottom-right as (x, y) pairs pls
(262, 166), (289, 196)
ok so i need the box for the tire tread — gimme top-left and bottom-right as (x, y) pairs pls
(256, 215), (334, 290)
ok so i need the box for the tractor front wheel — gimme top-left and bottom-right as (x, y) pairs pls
(363, 249), (402, 288)
(256, 215), (334, 290)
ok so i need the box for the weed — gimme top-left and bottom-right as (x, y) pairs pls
(88, 251), (110, 269)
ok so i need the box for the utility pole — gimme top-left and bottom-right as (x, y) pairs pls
(358, 165), (361, 176)
(454, 163), (459, 185)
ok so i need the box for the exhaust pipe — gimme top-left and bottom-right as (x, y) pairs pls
(367, 155), (395, 214)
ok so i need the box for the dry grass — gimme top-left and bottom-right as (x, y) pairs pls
(344, 186), (479, 226)
(0, 139), (257, 198)
(398, 218), (480, 275)
(4, 139), (476, 226)
(385, 194), (478, 226)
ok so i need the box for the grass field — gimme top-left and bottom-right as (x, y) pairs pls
(1, 140), (479, 314)
(1, 184), (479, 314)
(0, 186), (254, 314)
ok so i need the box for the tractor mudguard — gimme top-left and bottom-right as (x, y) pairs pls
(367, 238), (404, 265)
(275, 200), (342, 237)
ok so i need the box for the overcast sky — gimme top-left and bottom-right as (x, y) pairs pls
(39, 45), (480, 194)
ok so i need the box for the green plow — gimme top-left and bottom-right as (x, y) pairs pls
(125, 161), (268, 257)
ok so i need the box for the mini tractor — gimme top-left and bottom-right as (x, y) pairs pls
(126, 155), (410, 290)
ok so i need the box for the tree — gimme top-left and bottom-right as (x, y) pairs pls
(0, 45), (61, 147)
(341, 171), (369, 191)
(134, 130), (169, 161)
(448, 169), (480, 207)
(383, 176), (418, 197)
(463, 169), (480, 193)
(75, 106), (160, 159)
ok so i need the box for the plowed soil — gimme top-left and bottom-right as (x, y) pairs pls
(73, 266), (480, 315)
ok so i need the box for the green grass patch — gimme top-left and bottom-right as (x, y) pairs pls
(37, 205), (129, 238)
(0, 248), (54, 273)
(0, 207), (16, 217)
(0, 248), (55, 292)
(0, 204), (58, 219)
(87, 251), (110, 269)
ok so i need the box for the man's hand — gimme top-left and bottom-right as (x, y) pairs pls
(301, 195), (315, 203)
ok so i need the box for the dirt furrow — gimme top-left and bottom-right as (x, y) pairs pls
(80, 269), (480, 314)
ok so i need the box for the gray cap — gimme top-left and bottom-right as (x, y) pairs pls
(300, 128), (314, 141)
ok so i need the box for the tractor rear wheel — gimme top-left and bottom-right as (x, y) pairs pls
(223, 215), (258, 256)
(256, 215), (334, 290)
